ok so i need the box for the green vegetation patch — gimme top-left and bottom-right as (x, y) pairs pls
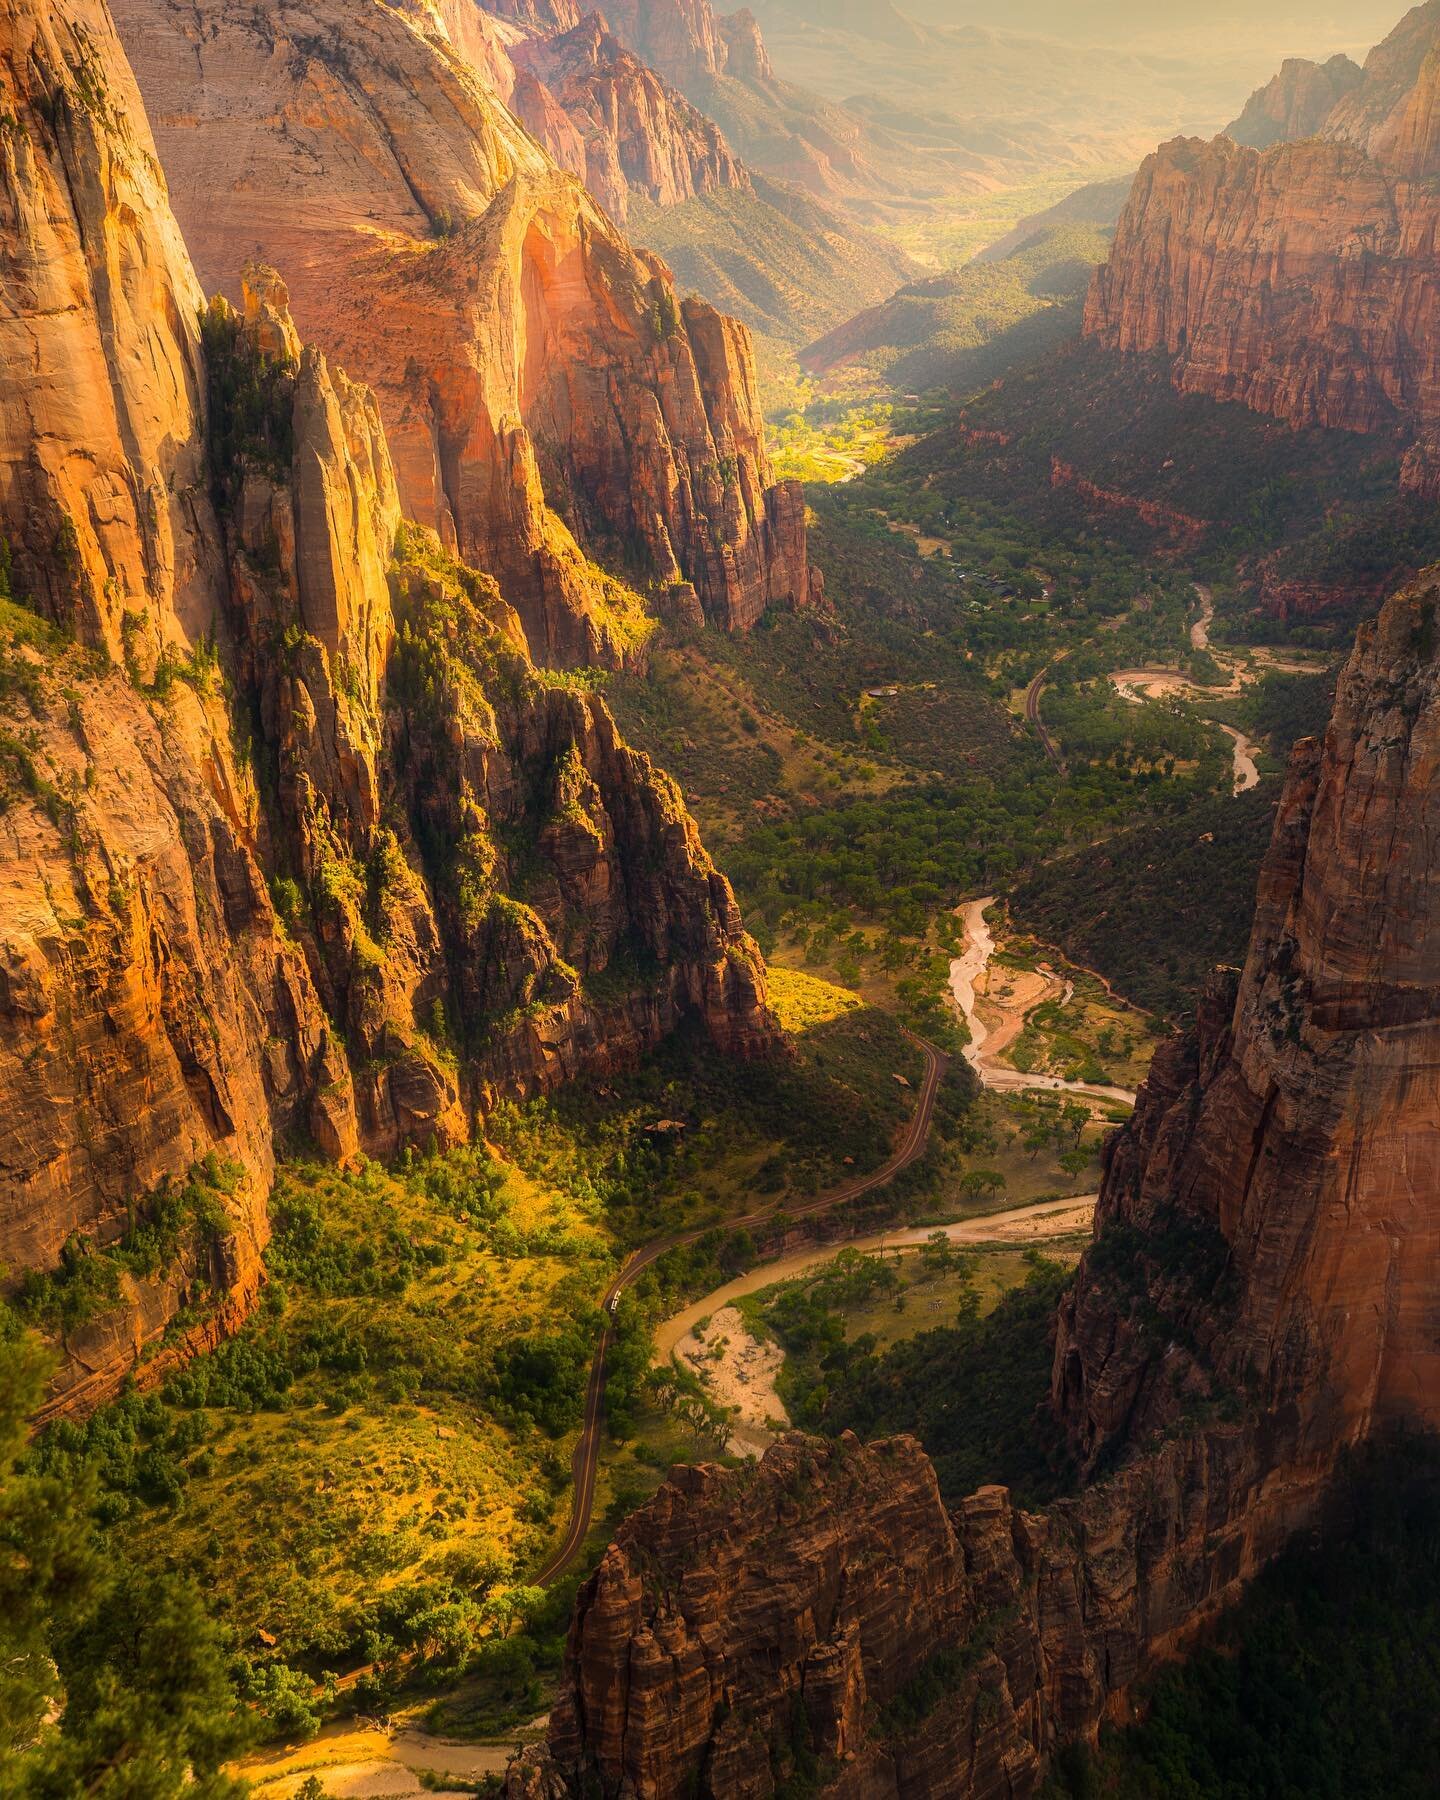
(32, 1152), (605, 1701)
(1011, 788), (1275, 1020)
(751, 1247), (1077, 1507)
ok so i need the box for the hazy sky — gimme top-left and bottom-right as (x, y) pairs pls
(898, 1), (1409, 57)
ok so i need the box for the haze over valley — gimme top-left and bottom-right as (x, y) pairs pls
(4, 3), (1440, 1798)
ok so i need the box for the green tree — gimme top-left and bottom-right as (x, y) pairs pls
(0, 1332), (249, 1797)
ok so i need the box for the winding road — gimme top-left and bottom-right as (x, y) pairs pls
(1024, 658), (1064, 768)
(653, 1193), (1098, 1364)
(533, 1035), (947, 1586)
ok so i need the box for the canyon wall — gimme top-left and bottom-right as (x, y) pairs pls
(1087, 2), (1440, 489)
(512, 566), (1440, 1796)
(510, 15), (750, 225)
(112, 0), (812, 657)
(487, 0), (894, 202)
(1, 0), (774, 1414)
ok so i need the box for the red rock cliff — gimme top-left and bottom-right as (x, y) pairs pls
(512, 567), (1440, 1796)
(1086, 2), (1440, 488)
(1057, 568), (1440, 1471)
(511, 14), (750, 225)
(1, 0), (776, 1416)
(111, 0), (812, 654)
(1225, 53), (1362, 148)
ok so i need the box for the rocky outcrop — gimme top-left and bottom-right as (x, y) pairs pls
(1048, 459), (1209, 547)
(111, 0), (813, 654)
(717, 9), (772, 83)
(504, 0), (737, 86)
(1086, 3), (1440, 484)
(1, 0), (777, 1415)
(1225, 53), (1362, 149)
(488, 0), (892, 204)
(513, 567), (1440, 1795)
(514, 1425), (1319, 1800)
(511, 15), (749, 224)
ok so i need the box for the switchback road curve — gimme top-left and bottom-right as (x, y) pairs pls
(533, 1034), (946, 1585)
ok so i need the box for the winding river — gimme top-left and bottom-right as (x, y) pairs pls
(653, 1194), (1098, 1365)
(1106, 585), (1332, 798)
(949, 899), (1137, 1107)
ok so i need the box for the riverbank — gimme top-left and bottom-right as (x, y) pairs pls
(240, 1718), (522, 1798)
(949, 898), (1139, 1106)
(1109, 583), (1323, 796)
(652, 1195), (1096, 1459)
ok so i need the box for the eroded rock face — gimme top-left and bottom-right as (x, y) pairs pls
(1086, 3), (1440, 483)
(514, 1428), (1318, 1800)
(486, 0), (883, 203)
(1057, 569), (1440, 1473)
(1, 0), (776, 1413)
(515, 571), (1440, 1796)
(111, 0), (812, 652)
(1225, 53), (1362, 149)
(492, 0), (738, 85)
(511, 14), (750, 225)
(0, 0), (224, 658)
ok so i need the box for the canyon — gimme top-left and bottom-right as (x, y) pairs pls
(0, 0), (777, 1415)
(510, 569), (1440, 1793)
(8, 0), (1440, 1790)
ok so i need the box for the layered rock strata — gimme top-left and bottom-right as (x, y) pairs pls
(510, 14), (749, 225)
(112, 0), (812, 653)
(1087, 2), (1440, 489)
(1, 0), (774, 1413)
(512, 569), (1440, 1796)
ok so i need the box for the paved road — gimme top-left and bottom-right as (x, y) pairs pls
(533, 1035), (947, 1586)
(1024, 659), (1064, 768)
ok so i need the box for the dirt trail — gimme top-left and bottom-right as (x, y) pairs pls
(949, 899), (1137, 1106)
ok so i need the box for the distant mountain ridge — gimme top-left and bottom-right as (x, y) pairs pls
(1087, 0), (1440, 493)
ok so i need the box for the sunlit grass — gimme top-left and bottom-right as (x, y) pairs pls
(767, 964), (864, 1034)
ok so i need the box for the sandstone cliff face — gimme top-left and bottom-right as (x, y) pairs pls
(511, 15), (750, 225)
(111, 0), (812, 653)
(1225, 53), (1362, 149)
(0, 0), (224, 659)
(2, 0), (777, 1414)
(492, 0), (738, 85)
(515, 571), (1440, 1796)
(1087, 3), (1440, 485)
(489, 0), (887, 203)
(1057, 569), (1440, 1471)
(515, 1426), (1318, 1800)
(0, 0), (346, 1414)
